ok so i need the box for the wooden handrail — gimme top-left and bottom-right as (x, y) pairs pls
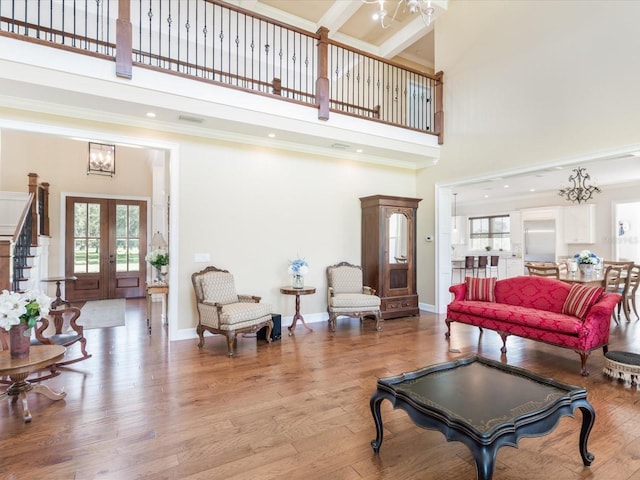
(13, 193), (34, 245)
(1, 0), (442, 139)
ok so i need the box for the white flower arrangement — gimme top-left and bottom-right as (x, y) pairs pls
(0, 289), (51, 331)
(287, 258), (309, 276)
(574, 250), (599, 265)
(146, 249), (169, 269)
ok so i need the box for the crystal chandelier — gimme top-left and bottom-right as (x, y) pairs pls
(558, 167), (601, 204)
(364, 0), (435, 29)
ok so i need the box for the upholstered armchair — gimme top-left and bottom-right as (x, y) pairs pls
(191, 266), (273, 356)
(326, 262), (381, 332)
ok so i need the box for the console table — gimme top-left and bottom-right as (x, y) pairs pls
(0, 345), (67, 423)
(146, 282), (168, 335)
(280, 286), (315, 335)
(370, 355), (595, 480)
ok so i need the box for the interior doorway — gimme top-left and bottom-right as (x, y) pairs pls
(614, 201), (640, 262)
(64, 196), (147, 302)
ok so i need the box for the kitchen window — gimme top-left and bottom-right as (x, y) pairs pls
(469, 215), (511, 251)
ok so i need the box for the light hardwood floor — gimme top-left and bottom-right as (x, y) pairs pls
(1, 299), (640, 479)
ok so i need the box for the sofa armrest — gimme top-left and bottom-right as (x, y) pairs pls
(585, 292), (621, 321)
(449, 283), (466, 301)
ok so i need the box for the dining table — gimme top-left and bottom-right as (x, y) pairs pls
(557, 271), (605, 287)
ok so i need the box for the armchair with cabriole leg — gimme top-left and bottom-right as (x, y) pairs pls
(326, 262), (381, 332)
(192, 266), (273, 356)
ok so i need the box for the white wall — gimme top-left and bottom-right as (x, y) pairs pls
(176, 138), (416, 332)
(420, 0), (640, 307)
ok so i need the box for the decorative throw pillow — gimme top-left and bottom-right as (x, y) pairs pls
(465, 276), (496, 302)
(562, 284), (603, 320)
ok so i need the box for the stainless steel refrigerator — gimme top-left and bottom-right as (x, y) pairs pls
(523, 219), (556, 262)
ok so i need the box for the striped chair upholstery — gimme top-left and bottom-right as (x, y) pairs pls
(326, 262), (381, 332)
(192, 266), (273, 356)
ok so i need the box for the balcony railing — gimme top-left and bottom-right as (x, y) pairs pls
(0, 0), (443, 142)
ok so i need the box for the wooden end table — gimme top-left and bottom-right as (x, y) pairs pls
(280, 286), (316, 335)
(146, 282), (169, 335)
(0, 345), (67, 423)
(40, 276), (78, 309)
(370, 355), (595, 480)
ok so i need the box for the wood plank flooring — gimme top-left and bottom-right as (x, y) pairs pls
(1, 299), (640, 479)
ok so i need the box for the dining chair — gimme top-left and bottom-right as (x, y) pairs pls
(602, 261), (633, 322)
(525, 263), (560, 279)
(619, 264), (639, 322)
(603, 265), (625, 325)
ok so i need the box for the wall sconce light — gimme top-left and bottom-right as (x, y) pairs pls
(88, 142), (116, 176)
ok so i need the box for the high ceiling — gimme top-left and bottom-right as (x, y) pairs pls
(238, 0), (442, 71)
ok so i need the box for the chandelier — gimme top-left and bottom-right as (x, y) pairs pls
(88, 142), (116, 176)
(558, 167), (601, 204)
(364, 0), (434, 29)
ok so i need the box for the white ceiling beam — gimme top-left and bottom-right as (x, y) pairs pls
(318, 1), (364, 34)
(379, 15), (429, 59)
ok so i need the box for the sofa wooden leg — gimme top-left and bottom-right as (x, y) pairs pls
(577, 350), (591, 376)
(445, 319), (452, 338)
(498, 331), (509, 353)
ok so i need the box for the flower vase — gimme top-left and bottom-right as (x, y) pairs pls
(9, 322), (31, 359)
(155, 267), (163, 283)
(579, 264), (594, 276)
(292, 275), (304, 289)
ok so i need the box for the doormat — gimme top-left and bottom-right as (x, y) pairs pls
(79, 298), (126, 330)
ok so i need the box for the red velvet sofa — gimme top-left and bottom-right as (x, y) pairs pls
(446, 276), (621, 376)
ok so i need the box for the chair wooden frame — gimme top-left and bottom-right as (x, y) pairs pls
(525, 263), (560, 278)
(326, 262), (381, 333)
(0, 306), (91, 384)
(619, 264), (640, 322)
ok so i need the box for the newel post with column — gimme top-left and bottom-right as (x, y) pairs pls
(316, 26), (330, 121)
(116, 0), (133, 79)
(434, 70), (444, 145)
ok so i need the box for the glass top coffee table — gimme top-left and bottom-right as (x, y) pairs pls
(370, 355), (595, 480)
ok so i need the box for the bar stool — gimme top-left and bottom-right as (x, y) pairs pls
(477, 256), (488, 277)
(487, 255), (500, 278)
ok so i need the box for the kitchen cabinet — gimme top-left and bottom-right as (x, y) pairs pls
(361, 195), (421, 319)
(563, 204), (596, 244)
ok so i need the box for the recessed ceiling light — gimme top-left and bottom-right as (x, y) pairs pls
(356, 149), (363, 153)
(484, 194), (489, 198)
(268, 133), (276, 138)
(146, 112), (156, 118)
(530, 188), (536, 192)
(503, 185), (509, 188)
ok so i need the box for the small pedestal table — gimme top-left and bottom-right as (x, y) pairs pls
(280, 286), (316, 335)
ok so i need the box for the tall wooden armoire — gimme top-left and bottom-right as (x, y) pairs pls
(360, 195), (421, 319)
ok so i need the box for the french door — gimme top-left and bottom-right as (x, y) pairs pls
(65, 197), (147, 302)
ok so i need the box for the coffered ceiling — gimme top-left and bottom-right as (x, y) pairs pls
(237, 0), (443, 70)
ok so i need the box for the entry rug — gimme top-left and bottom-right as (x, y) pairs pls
(79, 298), (126, 330)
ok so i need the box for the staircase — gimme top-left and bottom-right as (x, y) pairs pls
(0, 174), (50, 292)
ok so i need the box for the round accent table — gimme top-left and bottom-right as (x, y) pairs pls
(603, 350), (640, 388)
(280, 286), (316, 335)
(0, 345), (67, 422)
